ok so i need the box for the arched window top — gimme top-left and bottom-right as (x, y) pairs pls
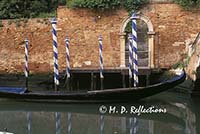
(120, 14), (154, 34)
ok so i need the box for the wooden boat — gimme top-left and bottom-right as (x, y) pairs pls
(0, 70), (186, 103)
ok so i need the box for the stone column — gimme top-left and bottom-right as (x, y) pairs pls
(148, 31), (155, 68)
(119, 33), (126, 68)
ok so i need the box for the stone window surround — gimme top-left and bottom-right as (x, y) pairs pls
(119, 14), (155, 68)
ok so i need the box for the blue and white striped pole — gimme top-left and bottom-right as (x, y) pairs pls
(24, 38), (29, 89)
(99, 35), (104, 90)
(100, 115), (104, 134)
(65, 36), (70, 79)
(55, 112), (61, 134)
(128, 34), (133, 87)
(131, 13), (139, 87)
(27, 112), (31, 134)
(67, 113), (72, 134)
(65, 36), (71, 89)
(51, 18), (59, 91)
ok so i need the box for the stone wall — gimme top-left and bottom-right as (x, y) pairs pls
(0, 3), (199, 73)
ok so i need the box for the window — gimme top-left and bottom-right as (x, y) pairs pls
(125, 19), (148, 67)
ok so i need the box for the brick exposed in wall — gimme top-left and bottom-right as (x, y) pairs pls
(57, 8), (127, 69)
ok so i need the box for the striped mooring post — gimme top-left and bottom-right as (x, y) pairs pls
(67, 113), (72, 134)
(131, 13), (139, 87)
(99, 35), (104, 90)
(51, 18), (59, 91)
(65, 36), (70, 79)
(27, 112), (31, 134)
(65, 36), (71, 89)
(55, 112), (61, 134)
(128, 34), (133, 87)
(24, 38), (29, 89)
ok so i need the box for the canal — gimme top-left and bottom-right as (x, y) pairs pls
(0, 89), (199, 134)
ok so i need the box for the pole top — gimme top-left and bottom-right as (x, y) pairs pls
(24, 38), (29, 42)
(65, 35), (69, 41)
(51, 18), (57, 24)
(99, 35), (102, 41)
(130, 12), (139, 20)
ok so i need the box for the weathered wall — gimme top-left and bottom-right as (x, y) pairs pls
(0, 19), (53, 73)
(143, 3), (200, 68)
(186, 33), (200, 81)
(0, 3), (199, 73)
(57, 8), (126, 68)
(0, 9), (126, 73)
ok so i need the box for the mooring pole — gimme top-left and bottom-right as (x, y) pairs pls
(99, 35), (104, 90)
(100, 77), (104, 90)
(122, 72), (126, 88)
(131, 13), (139, 87)
(91, 71), (94, 90)
(128, 34), (133, 88)
(51, 18), (59, 91)
(24, 38), (29, 90)
(65, 78), (70, 90)
(76, 77), (79, 90)
(65, 35), (71, 90)
(94, 74), (97, 90)
(146, 74), (149, 86)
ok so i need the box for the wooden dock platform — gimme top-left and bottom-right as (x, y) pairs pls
(63, 67), (152, 90)
(70, 67), (151, 75)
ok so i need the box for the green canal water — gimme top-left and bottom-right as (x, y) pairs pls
(0, 90), (199, 134)
(0, 74), (199, 134)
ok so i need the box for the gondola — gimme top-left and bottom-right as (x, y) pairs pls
(0, 70), (186, 103)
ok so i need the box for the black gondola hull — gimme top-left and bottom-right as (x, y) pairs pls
(0, 71), (186, 103)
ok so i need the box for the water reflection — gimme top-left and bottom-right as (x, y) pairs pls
(0, 91), (199, 134)
(67, 113), (72, 134)
(100, 115), (104, 134)
(55, 112), (61, 134)
(129, 117), (138, 134)
(27, 112), (31, 134)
